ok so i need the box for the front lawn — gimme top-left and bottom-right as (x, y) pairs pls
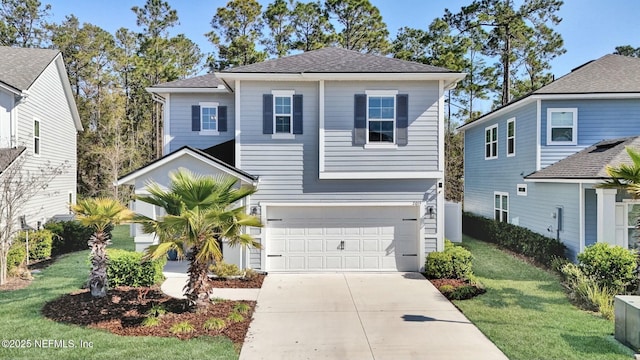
(456, 236), (634, 360)
(0, 225), (238, 360)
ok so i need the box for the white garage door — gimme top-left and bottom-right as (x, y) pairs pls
(266, 206), (419, 271)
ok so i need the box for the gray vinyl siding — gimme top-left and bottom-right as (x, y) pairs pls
(15, 58), (77, 225)
(464, 102), (537, 217)
(323, 81), (439, 172)
(239, 81), (435, 204)
(167, 93), (235, 153)
(540, 99), (640, 167)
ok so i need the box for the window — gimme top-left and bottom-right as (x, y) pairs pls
(33, 118), (40, 155)
(198, 102), (218, 134)
(274, 95), (292, 133)
(494, 192), (509, 222)
(367, 95), (395, 143)
(507, 118), (515, 156)
(485, 124), (497, 159)
(516, 183), (527, 196)
(547, 108), (577, 145)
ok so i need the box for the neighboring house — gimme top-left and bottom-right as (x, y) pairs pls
(459, 54), (640, 259)
(0, 46), (82, 228)
(117, 47), (465, 272)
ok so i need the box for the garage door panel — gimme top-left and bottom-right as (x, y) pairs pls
(267, 206), (418, 271)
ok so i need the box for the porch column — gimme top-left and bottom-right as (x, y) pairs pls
(596, 188), (617, 244)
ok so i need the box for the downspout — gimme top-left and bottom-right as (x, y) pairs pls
(151, 93), (165, 158)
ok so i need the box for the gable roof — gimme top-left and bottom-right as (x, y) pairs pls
(0, 146), (26, 174)
(524, 136), (640, 181)
(0, 46), (59, 92)
(116, 146), (258, 186)
(459, 54), (640, 131)
(148, 73), (227, 92)
(221, 47), (456, 74)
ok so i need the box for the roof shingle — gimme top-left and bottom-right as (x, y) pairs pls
(0, 46), (59, 91)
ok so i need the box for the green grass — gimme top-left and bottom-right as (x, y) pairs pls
(0, 225), (238, 360)
(455, 236), (634, 360)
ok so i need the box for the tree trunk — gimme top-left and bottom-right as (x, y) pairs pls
(88, 231), (110, 298)
(185, 245), (213, 307)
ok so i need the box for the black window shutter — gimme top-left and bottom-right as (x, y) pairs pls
(353, 94), (367, 145)
(191, 105), (201, 131)
(263, 94), (273, 134)
(396, 94), (409, 146)
(218, 106), (227, 132)
(292, 94), (303, 134)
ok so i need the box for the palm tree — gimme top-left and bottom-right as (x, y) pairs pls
(136, 169), (262, 307)
(71, 197), (134, 298)
(599, 146), (640, 198)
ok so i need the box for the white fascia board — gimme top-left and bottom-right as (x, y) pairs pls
(523, 178), (602, 184)
(458, 97), (536, 131)
(215, 72), (466, 82)
(145, 86), (229, 94)
(260, 202), (418, 207)
(116, 148), (256, 186)
(319, 171), (443, 180)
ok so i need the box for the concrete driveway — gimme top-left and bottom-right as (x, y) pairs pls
(240, 273), (508, 360)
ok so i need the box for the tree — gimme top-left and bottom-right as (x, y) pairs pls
(71, 198), (134, 298)
(599, 147), (640, 198)
(207, 0), (267, 70)
(445, 0), (564, 105)
(136, 169), (262, 307)
(0, 0), (51, 47)
(263, 0), (293, 58)
(325, 0), (389, 54)
(290, 0), (333, 52)
(0, 149), (68, 285)
(614, 45), (640, 58)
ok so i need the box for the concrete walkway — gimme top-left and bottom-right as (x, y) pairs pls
(239, 273), (508, 360)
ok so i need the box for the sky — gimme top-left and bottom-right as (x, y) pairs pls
(45, 0), (640, 79)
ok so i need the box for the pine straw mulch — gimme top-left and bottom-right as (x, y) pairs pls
(42, 286), (255, 346)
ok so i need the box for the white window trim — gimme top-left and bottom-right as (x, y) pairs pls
(33, 117), (40, 156)
(546, 108), (577, 145)
(199, 101), (219, 135)
(494, 191), (509, 222)
(506, 117), (515, 157)
(485, 124), (498, 160)
(272, 90), (295, 137)
(516, 183), (527, 196)
(365, 90), (398, 145)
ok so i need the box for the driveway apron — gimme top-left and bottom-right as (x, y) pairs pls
(240, 273), (508, 360)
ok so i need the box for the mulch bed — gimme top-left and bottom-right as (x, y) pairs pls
(430, 278), (468, 289)
(211, 274), (266, 289)
(42, 287), (255, 346)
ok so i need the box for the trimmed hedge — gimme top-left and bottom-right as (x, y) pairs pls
(425, 240), (473, 279)
(15, 229), (53, 261)
(44, 220), (95, 255)
(107, 249), (166, 287)
(7, 242), (26, 273)
(577, 242), (638, 293)
(463, 212), (567, 266)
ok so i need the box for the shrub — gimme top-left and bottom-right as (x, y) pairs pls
(561, 263), (616, 319)
(142, 317), (161, 327)
(438, 284), (455, 294)
(449, 285), (484, 300)
(15, 230), (53, 261)
(203, 318), (226, 331)
(577, 242), (638, 294)
(44, 220), (94, 255)
(425, 242), (473, 280)
(210, 262), (243, 277)
(227, 312), (244, 323)
(7, 242), (26, 273)
(170, 321), (195, 334)
(146, 304), (167, 317)
(462, 212), (567, 267)
(107, 249), (166, 287)
(233, 303), (251, 314)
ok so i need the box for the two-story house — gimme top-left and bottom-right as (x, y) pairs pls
(0, 46), (82, 228)
(460, 54), (640, 259)
(117, 47), (465, 272)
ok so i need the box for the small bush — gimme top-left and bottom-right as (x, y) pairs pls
(233, 303), (251, 314)
(227, 312), (244, 323)
(44, 220), (94, 255)
(146, 304), (167, 317)
(170, 321), (195, 334)
(463, 212), (567, 267)
(210, 262), (243, 277)
(425, 242), (473, 280)
(203, 318), (226, 331)
(438, 284), (455, 294)
(561, 263), (616, 319)
(449, 285), (484, 300)
(578, 242), (638, 294)
(7, 242), (26, 273)
(15, 230), (53, 261)
(142, 317), (161, 327)
(107, 249), (166, 287)
(244, 268), (258, 279)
